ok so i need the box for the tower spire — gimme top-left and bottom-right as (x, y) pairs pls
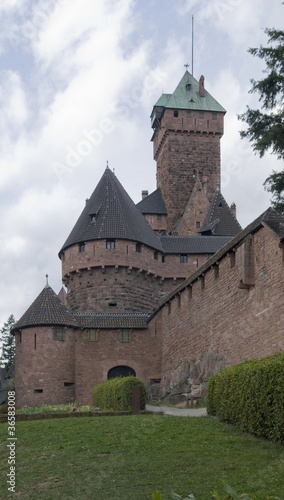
(45, 274), (50, 288)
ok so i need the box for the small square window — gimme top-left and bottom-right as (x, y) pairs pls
(87, 329), (99, 342)
(180, 254), (188, 263)
(157, 214), (162, 221)
(174, 110), (179, 117)
(212, 112), (217, 120)
(187, 111), (191, 118)
(79, 243), (85, 253)
(196, 221), (200, 228)
(106, 239), (115, 249)
(199, 111), (204, 119)
(136, 243), (141, 253)
(53, 326), (65, 341)
(119, 329), (132, 343)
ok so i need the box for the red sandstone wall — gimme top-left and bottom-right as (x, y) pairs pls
(15, 327), (76, 408)
(74, 325), (162, 405)
(155, 226), (284, 393)
(62, 239), (208, 313)
(153, 109), (224, 231)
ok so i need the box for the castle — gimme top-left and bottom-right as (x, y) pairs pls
(12, 71), (284, 407)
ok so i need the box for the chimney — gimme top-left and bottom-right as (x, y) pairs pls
(142, 190), (148, 200)
(199, 75), (205, 97)
(85, 198), (89, 205)
(230, 202), (236, 217)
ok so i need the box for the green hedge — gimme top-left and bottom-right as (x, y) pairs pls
(207, 353), (284, 442)
(92, 376), (146, 412)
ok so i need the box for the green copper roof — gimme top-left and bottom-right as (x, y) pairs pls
(153, 71), (226, 113)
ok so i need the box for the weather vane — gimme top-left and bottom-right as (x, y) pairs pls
(184, 63), (190, 70)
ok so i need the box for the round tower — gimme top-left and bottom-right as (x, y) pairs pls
(59, 167), (167, 313)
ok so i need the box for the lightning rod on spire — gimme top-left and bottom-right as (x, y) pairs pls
(192, 15), (194, 77)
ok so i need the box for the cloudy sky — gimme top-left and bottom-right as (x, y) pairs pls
(0, 0), (283, 328)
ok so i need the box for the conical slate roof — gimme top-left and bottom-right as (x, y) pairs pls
(12, 285), (79, 332)
(199, 190), (242, 236)
(60, 167), (163, 253)
(152, 71), (226, 114)
(136, 188), (167, 215)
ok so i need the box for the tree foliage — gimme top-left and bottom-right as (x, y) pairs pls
(238, 24), (284, 213)
(238, 27), (284, 159)
(0, 314), (16, 373)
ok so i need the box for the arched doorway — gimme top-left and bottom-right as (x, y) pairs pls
(108, 366), (136, 379)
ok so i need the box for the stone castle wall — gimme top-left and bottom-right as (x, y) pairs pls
(153, 226), (284, 394)
(74, 326), (162, 405)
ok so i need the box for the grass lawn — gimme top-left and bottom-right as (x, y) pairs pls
(0, 414), (283, 500)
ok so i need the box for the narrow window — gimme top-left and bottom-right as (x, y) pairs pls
(212, 112), (217, 120)
(187, 110), (191, 118)
(180, 254), (188, 263)
(64, 382), (75, 387)
(106, 239), (115, 249)
(34, 334), (36, 350)
(214, 264), (219, 279)
(188, 286), (192, 300)
(162, 255), (165, 263)
(196, 221), (200, 228)
(119, 329), (132, 343)
(177, 294), (181, 308)
(79, 243), (85, 253)
(136, 243), (141, 253)
(87, 329), (99, 342)
(53, 326), (65, 341)
(230, 251), (236, 268)
(200, 276), (205, 290)
(167, 302), (171, 315)
(154, 251), (158, 260)
(34, 389), (43, 393)
(174, 110), (179, 117)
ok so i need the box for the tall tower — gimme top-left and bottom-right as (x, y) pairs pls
(151, 71), (226, 233)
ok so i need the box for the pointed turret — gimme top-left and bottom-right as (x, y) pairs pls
(199, 190), (242, 236)
(60, 167), (162, 253)
(12, 283), (79, 332)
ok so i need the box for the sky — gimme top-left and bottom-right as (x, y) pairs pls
(0, 0), (283, 328)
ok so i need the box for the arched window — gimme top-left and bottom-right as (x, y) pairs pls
(108, 366), (136, 379)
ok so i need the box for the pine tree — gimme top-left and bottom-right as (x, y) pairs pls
(0, 315), (16, 373)
(238, 22), (284, 213)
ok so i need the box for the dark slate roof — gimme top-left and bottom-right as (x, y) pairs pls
(136, 188), (167, 215)
(11, 286), (79, 332)
(151, 207), (283, 314)
(159, 235), (233, 254)
(261, 208), (284, 240)
(152, 71), (226, 115)
(199, 190), (242, 236)
(60, 167), (163, 253)
(74, 313), (150, 329)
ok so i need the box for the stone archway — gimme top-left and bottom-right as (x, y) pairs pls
(107, 366), (136, 379)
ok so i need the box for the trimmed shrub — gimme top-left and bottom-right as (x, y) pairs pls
(92, 376), (146, 411)
(207, 352), (284, 441)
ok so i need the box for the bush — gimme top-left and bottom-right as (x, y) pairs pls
(92, 376), (146, 411)
(207, 353), (284, 441)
